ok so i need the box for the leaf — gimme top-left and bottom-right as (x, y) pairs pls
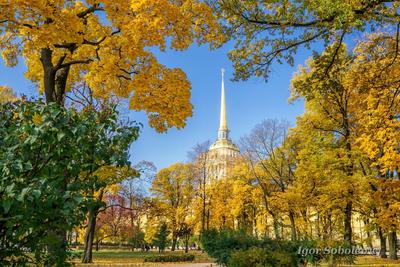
(2, 200), (11, 214)
(57, 132), (65, 141)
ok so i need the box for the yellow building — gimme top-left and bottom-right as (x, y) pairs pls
(207, 69), (240, 180)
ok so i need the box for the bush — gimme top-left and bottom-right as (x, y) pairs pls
(200, 229), (304, 267)
(200, 229), (259, 265)
(144, 254), (195, 262)
(229, 247), (297, 267)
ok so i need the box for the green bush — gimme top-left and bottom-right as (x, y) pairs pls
(144, 254), (195, 262)
(200, 229), (319, 267)
(229, 247), (297, 267)
(200, 229), (259, 265)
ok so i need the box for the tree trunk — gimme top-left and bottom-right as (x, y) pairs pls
(82, 208), (97, 263)
(95, 237), (100, 252)
(388, 230), (398, 260)
(363, 219), (373, 248)
(185, 235), (189, 253)
(40, 48), (56, 104)
(378, 227), (387, 258)
(272, 216), (280, 239)
(288, 209), (297, 241)
(343, 201), (352, 245)
(171, 234), (177, 251)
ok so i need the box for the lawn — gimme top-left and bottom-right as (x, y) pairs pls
(319, 256), (400, 267)
(73, 250), (214, 266)
(72, 251), (400, 267)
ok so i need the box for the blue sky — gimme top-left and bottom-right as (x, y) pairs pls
(0, 42), (313, 171)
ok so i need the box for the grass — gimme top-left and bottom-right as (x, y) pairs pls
(319, 256), (400, 267)
(72, 251), (400, 267)
(72, 249), (214, 266)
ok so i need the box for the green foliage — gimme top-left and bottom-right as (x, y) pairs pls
(0, 100), (139, 266)
(212, 0), (400, 81)
(128, 229), (145, 250)
(200, 229), (259, 265)
(154, 223), (169, 252)
(229, 247), (295, 267)
(144, 254), (195, 262)
(200, 229), (314, 267)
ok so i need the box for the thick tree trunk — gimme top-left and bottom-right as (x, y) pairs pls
(40, 48), (56, 104)
(378, 227), (387, 258)
(388, 230), (398, 260)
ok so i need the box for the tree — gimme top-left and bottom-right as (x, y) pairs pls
(188, 141), (211, 232)
(0, 100), (138, 266)
(290, 43), (364, 248)
(211, 0), (400, 81)
(289, 35), (400, 258)
(154, 223), (169, 252)
(82, 166), (138, 263)
(346, 33), (400, 259)
(151, 163), (196, 251)
(0, 85), (16, 103)
(240, 119), (292, 239)
(1, 1), (221, 129)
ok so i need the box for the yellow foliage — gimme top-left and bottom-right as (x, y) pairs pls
(0, 85), (16, 103)
(0, 0), (222, 132)
(31, 112), (43, 125)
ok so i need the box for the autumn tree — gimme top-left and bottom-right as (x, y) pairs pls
(211, 0), (400, 81)
(347, 33), (400, 259)
(240, 119), (292, 239)
(0, 85), (16, 103)
(290, 44), (362, 248)
(1, 1), (221, 131)
(228, 159), (263, 235)
(82, 166), (138, 263)
(188, 141), (211, 232)
(151, 163), (196, 251)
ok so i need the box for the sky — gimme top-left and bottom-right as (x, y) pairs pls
(0, 41), (314, 171)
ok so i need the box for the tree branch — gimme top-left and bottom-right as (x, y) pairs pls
(77, 4), (104, 18)
(324, 30), (346, 76)
(59, 59), (92, 69)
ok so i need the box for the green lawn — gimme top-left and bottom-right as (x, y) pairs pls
(73, 250), (214, 266)
(72, 251), (400, 267)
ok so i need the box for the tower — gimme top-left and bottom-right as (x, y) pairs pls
(207, 69), (240, 180)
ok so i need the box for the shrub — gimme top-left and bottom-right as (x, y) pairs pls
(201, 229), (309, 267)
(229, 247), (297, 267)
(200, 229), (259, 265)
(144, 254), (195, 262)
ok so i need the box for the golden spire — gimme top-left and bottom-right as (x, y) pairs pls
(218, 69), (229, 140)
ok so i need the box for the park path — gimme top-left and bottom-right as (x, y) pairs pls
(75, 263), (219, 267)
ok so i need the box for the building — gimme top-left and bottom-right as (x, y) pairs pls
(207, 69), (240, 180)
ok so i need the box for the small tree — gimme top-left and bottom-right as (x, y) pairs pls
(154, 223), (169, 252)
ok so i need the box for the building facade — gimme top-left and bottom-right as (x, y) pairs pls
(207, 69), (240, 181)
